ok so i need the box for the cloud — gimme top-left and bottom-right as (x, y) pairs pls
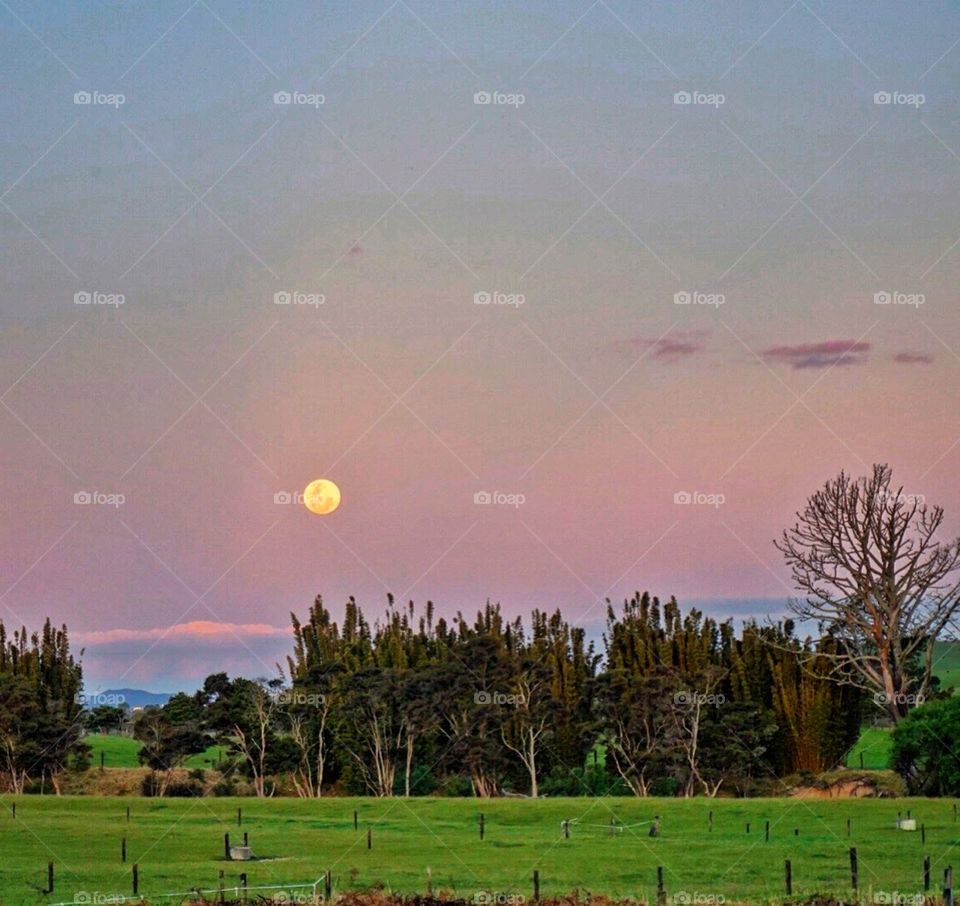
(78, 620), (290, 645)
(617, 332), (706, 360)
(893, 351), (934, 364)
(761, 339), (870, 370)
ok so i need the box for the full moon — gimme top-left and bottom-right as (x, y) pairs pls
(303, 479), (341, 515)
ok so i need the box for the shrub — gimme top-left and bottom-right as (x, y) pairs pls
(892, 696), (960, 795)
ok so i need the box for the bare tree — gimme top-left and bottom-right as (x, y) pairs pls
(500, 674), (549, 798)
(233, 681), (279, 798)
(776, 464), (960, 721)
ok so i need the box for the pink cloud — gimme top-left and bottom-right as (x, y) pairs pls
(617, 332), (706, 360)
(762, 339), (870, 370)
(893, 351), (934, 365)
(79, 621), (290, 645)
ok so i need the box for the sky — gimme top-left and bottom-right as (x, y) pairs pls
(2, 1), (960, 692)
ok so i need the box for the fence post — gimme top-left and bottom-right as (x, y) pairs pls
(133, 864), (139, 896)
(325, 869), (332, 902)
(225, 832), (231, 860)
(846, 818), (851, 838)
(850, 847), (858, 891)
(100, 751), (105, 772)
(354, 810), (358, 831)
(784, 860), (792, 895)
(657, 866), (666, 906)
(126, 805), (130, 824)
(45, 861), (54, 894)
(241, 872), (248, 904)
(924, 856), (931, 891)
(563, 820), (570, 840)
(238, 807), (242, 826)
(765, 820), (770, 842)
(219, 869), (225, 904)
(480, 813), (485, 840)
(367, 828), (372, 850)
(122, 837), (126, 863)
(533, 870), (540, 902)
(922, 824), (926, 845)
(243, 832), (249, 847)
(708, 810), (713, 833)
(746, 822), (750, 834)
(426, 867), (433, 896)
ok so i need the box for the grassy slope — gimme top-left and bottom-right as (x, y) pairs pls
(0, 796), (956, 905)
(86, 735), (228, 769)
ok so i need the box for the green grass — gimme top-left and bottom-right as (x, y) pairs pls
(0, 796), (956, 905)
(86, 735), (229, 770)
(845, 727), (894, 770)
(933, 640), (960, 692)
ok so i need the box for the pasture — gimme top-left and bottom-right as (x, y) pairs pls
(0, 797), (956, 905)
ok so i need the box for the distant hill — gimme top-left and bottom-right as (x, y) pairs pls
(80, 688), (172, 709)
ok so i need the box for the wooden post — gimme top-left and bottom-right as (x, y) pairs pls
(850, 847), (859, 891)
(133, 864), (139, 896)
(11, 802), (14, 819)
(794, 828), (799, 836)
(746, 822), (750, 834)
(354, 810), (358, 831)
(480, 813), (485, 840)
(784, 860), (792, 895)
(325, 869), (332, 902)
(657, 866), (666, 906)
(533, 870), (540, 902)
(237, 807), (242, 826)
(45, 861), (54, 894)
(126, 805), (130, 823)
(243, 832), (248, 847)
(954, 803), (958, 823)
(219, 868), (225, 904)
(225, 832), (231, 860)
(924, 856), (931, 891)
(426, 867), (432, 896)
(859, 751), (864, 769)
(367, 828), (372, 850)
(922, 824), (926, 845)
(121, 837), (126, 863)
(563, 820), (570, 840)
(765, 820), (770, 842)
(708, 810), (713, 832)
(846, 818), (851, 838)
(241, 872), (248, 904)
(100, 750), (105, 772)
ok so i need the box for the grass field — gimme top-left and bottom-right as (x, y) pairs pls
(0, 796), (957, 905)
(844, 727), (894, 770)
(86, 735), (229, 770)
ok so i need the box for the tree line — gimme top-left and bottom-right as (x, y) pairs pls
(112, 592), (866, 799)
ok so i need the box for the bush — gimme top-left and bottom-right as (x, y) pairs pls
(438, 774), (473, 797)
(892, 696), (960, 795)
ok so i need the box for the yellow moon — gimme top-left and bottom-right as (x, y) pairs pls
(303, 479), (341, 515)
